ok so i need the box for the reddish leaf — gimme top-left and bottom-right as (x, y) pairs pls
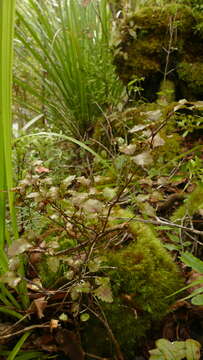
(35, 166), (50, 174)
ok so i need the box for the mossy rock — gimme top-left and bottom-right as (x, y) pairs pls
(177, 61), (203, 99)
(113, 3), (203, 101)
(83, 210), (183, 359)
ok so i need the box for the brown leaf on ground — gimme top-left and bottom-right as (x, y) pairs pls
(30, 297), (47, 319)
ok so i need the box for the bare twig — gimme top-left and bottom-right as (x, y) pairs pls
(0, 323), (50, 340)
(54, 224), (127, 257)
(116, 216), (203, 237)
(85, 353), (109, 360)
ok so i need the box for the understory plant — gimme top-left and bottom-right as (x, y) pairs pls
(0, 161), (182, 359)
(15, 0), (123, 138)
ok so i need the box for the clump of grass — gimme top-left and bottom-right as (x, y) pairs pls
(15, 0), (123, 138)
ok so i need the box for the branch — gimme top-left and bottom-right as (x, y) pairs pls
(117, 216), (203, 237)
(0, 323), (50, 340)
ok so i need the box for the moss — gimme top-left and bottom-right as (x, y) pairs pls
(84, 209), (183, 359)
(177, 61), (203, 97)
(171, 183), (203, 221)
(152, 130), (182, 170)
(114, 3), (203, 100)
(105, 213), (182, 356)
(157, 80), (176, 104)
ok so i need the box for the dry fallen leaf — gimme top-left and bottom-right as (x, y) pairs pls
(8, 238), (32, 257)
(151, 133), (165, 148)
(129, 124), (149, 133)
(33, 297), (47, 319)
(144, 109), (162, 121)
(133, 151), (153, 167)
(119, 143), (137, 155)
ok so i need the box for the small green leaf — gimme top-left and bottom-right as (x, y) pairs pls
(185, 339), (201, 360)
(59, 313), (68, 321)
(80, 313), (90, 322)
(149, 338), (201, 360)
(191, 294), (203, 305)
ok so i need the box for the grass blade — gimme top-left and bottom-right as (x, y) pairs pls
(0, 0), (18, 249)
(7, 332), (31, 360)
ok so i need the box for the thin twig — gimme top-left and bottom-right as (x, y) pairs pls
(116, 216), (203, 236)
(86, 353), (109, 360)
(0, 323), (50, 340)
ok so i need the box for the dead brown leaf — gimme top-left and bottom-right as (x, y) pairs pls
(30, 297), (47, 319)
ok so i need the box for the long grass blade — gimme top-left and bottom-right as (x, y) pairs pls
(7, 332), (31, 360)
(0, 306), (23, 319)
(15, 131), (110, 167)
(0, 0), (18, 248)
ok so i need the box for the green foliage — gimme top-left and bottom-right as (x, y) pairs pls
(97, 210), (183, 357)
(113, 2), (203, 100)
(15, 0), (123, 137)
(178, 252), (203, 306)
(149, 338), (201, 360)
(0, 0), (18, 254)
(177, 61), (203, 98)
(7, 332), (31, 360)
(171, 183), (203, 221)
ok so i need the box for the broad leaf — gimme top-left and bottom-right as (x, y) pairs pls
(149, 339), (201, 360)
(180, 252), (203, 274)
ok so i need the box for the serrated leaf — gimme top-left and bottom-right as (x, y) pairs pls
(149, 338), (201, 360)
(155, 339), (176, 360)
(185, 339), (201, 360)
(94, 284), (113, 303)
(71, 281), (91, 300)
